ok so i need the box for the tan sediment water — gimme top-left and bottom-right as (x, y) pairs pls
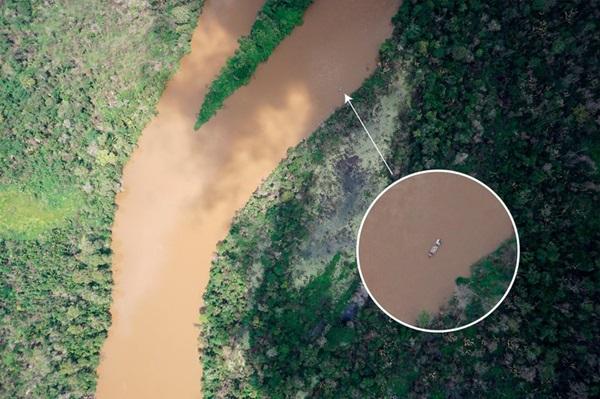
(358, 172), (515, 325)
(95, 0), (400, 398)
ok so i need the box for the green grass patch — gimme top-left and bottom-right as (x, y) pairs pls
(0, 186), (80, 239)
(416, 310), (432, 328)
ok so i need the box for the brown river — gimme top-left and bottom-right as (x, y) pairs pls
(95, 0), (399, 397)
(358, 171), (516, 326)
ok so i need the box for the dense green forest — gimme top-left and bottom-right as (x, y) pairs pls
(1, 0), (599, 397)
(201, 0), (599, 397)
(0, 0), (203, 396)
(194, 0), (313, 128)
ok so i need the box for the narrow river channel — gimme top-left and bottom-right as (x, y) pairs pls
(95, 0), (399, 397)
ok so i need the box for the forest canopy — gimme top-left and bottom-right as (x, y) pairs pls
(0, 0), (203, 396)
(200, 0), (600, 397)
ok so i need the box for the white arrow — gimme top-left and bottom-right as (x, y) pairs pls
(344, 94), (394, 176)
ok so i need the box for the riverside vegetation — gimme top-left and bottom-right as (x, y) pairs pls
(194, 0), (313, 128)
(201, 0), (599, 397)
(0, 1), (203, 396)
(1, 0), (598, 397)
(417, 238), (518, 330)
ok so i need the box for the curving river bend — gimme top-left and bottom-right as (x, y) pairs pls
(95, 0), (399, 397)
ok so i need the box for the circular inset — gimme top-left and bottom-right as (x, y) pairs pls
(356, 170), (519, 333)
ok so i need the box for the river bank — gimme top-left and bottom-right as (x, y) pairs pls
(96, 0), (399, 397)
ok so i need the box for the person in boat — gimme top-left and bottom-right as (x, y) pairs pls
(428, 238), (442, 257)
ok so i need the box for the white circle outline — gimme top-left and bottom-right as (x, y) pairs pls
(356, 169), (520, 333)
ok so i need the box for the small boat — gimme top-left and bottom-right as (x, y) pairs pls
(428, 239), (442, 258)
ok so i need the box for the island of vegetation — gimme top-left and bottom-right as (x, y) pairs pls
(194, 0), (313, 129)
(200, 0), (599, 397)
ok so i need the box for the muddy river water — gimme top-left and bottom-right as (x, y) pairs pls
(95, 0), (399, 397)
(358, 172), (516, 325)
